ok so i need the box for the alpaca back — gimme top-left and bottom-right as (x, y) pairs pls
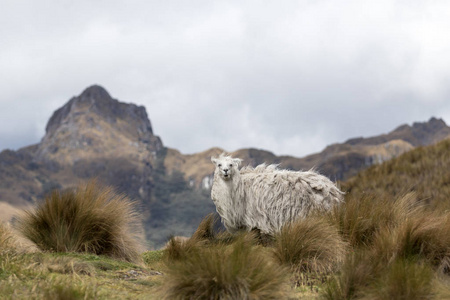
(240, 167), (343, 234)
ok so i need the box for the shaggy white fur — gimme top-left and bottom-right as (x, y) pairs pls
(211, 153), (343, 234)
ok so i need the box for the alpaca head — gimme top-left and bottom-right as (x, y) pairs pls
(211, 154), (242, 181)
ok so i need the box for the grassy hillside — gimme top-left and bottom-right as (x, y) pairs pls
(2, 140), (450, 299)
(342, 138), (450, 206)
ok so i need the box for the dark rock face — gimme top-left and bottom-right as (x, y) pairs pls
(45, 85), (149, 134)
(0, 85), (166, 206)
(36, 85), (163, 163)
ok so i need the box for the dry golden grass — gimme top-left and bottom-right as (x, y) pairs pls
(371, 211), (450, 269)
(361, 259), (434, 300)
(342, 138), (450, 206)
(273, 216), (346, 274)
(322, 251), (377, 300)
(190, 213), (218, 242)
(16, 180), (143, 262)
(323, 193), (450, 299)
(327, 192), (420, 248)
(161, 235), (291, 300)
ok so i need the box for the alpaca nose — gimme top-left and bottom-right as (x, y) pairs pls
(223, 168), (229, 173)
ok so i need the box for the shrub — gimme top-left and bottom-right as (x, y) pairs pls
(273, 216), (346, 274)
(16, 180), (143, 262)
(161, 236), (291, 299)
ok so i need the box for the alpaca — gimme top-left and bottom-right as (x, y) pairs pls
(211, 153), (343, 234)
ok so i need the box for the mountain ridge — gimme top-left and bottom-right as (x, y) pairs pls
(1, 85), (449, 247)
(164, 117), (449, 189)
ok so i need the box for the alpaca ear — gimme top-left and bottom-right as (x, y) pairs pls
(211, 157), (217, 164)
(233, 158), (242, 167)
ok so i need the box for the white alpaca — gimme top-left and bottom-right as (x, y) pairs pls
(211, 153), (343, 234)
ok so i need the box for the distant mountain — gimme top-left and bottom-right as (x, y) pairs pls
(1, 85), (449, 248)
(164, 117), (450, 188)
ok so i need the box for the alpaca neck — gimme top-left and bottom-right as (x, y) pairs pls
(211, 170), (245, 233)
(229, 172), (241, 199)
(213, 171), (241, 200)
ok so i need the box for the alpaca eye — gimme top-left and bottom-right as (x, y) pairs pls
(229, 164), (233, 167)
(218, 164), (222, 167)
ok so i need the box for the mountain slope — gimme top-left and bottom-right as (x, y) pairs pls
(342, 138), (450, 205)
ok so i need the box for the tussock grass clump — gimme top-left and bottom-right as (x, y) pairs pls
(190, 213), (217, 242)
(372, 211), (450, 269)
(273, 216), (346, 274)
(163, 235), (200, 262)
(323, 193), (450, 299)
(322, 251), (376, 300)
(328, 193), (419, 247)
(16, 180), (143, 262)
(324, 253), (435, 300)
(161, 236), (291, 300)
(363, 259), (434, 300)
(163, 214), (230, 262)
(189, 213), (244, 246)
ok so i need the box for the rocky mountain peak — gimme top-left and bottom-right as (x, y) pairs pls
(412, 117), (446, 131)
(45, 85), (153, 136)
(79, 84), (112, 101)
(35, 85), (163, 163)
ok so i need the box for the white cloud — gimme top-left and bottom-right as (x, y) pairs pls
(1, 1), (450, 156)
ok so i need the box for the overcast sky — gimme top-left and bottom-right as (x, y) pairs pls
(1, 1), (450, 157)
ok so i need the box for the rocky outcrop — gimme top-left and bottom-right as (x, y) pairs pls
(35, 85), (163, 164)
(0, 85), (164, 206)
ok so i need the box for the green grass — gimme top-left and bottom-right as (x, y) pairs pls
(0, 249), (164, 300)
